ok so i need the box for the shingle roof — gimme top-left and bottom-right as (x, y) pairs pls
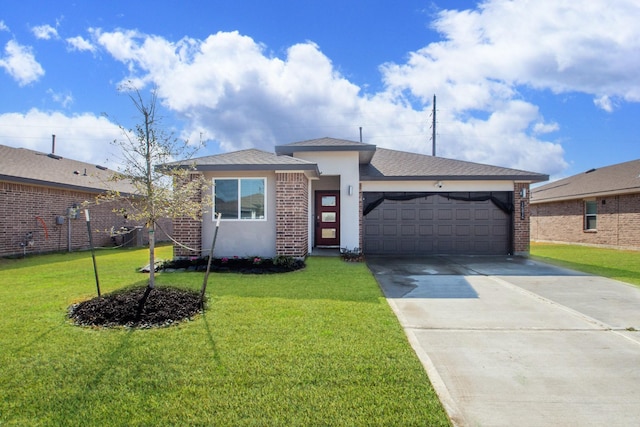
(0, 144), (134, 193)
(169, 148), (320, 176)
(532, 159), (640, 203)
(275, 137), (376, 164)
(361, 148), (548, 182)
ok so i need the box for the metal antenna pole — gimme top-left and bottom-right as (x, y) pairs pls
(432, 94), (436, 156)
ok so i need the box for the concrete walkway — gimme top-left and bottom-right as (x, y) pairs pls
(367, 256), (640, 427)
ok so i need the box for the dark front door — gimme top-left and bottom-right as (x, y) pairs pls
(315, 191), (340, 247)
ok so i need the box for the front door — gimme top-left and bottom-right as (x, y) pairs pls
(315, 191), (340, 247)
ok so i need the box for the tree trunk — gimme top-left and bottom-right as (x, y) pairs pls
(148, 223), (155, 289)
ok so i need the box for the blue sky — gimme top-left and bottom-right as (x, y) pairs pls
(1, 0), (639, 180)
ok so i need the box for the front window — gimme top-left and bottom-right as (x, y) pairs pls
(213, 178), (266, 220)
(584, 200), (597, 230)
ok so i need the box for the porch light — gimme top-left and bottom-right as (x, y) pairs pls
(348, 185), (353, 196)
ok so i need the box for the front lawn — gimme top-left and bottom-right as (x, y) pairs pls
(531, 242), (640, 287)
(0, 246), (450, 426)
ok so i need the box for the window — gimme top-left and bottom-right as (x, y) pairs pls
(213, 178), (266, 220)
(584, 200), (597, 230)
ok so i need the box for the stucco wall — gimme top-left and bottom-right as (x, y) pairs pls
(201, 171), (277, 258)
(531, 193), (640, 250)
(296, 151), (360, 250)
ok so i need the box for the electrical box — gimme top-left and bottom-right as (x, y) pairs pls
(56, 216), (65, 225)
(67, 207), (79, 219)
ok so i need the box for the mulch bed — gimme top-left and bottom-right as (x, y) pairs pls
(160, 257), (305, 274)
(70, 257), (305, 329)
(69, 286), (202, 329)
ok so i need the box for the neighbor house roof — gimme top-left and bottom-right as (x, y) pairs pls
(531, 159), (640, 203)
(275, 137), (376, 164)
(361, 148), (548, 182)
(168, 148), (320, 177)
(0, 144), (135, 194)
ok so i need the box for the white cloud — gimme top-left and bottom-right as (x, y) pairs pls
(382, 0), (640, 108)
(0, 40), (45, 86)
(0, 109), (123, 168)
(0, 21), (9, 32)
(593, 95), (616, 112)
(66, 36), (96, 53)
(47, 89), (74, 108)
(91, 26), (567, 175)
(92, 1), (640, 177)
(32, 24), (58, 40)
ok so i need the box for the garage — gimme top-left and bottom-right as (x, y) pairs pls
(363, 192), (512, 255)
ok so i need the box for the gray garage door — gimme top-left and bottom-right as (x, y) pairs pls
(363, 194), (511, 255)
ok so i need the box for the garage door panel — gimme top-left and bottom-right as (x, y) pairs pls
(437, 225), (453, 236)
(401, 225), (415, 235)
(456, 225), (470, 235)
(474, 208), (490, 220)
(419, 209), (434, 220)
(418, 225), (433, 235)
(364, 193), (511, 255)
(382, 209), (397, 220)
(438, 209), (453, 220)
(456, 209), (471, 220)
(401, 209), (416, 220)
(474, 225), (490, 236)
(383, 224), (398, 235)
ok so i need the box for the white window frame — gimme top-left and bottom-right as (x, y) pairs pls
(213, 177), (267, 221)
(584, 199), (597, 231)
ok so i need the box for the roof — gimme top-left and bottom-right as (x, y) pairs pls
(168, 148), (320, 177)
(532, 159), (640, 203)
(361, 148), (549, 182)
(179, 139), (548, 183)
(275, 137), (376, 164)
(0, 144), (135, 194)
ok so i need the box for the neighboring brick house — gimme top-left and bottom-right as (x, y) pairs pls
(168, 137), (548, 259)
(531, 159), (640, 250)
(0, 144), (171, 257)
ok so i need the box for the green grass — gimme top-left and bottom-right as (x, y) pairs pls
(0, 246), (450, 426)
(531, 242), (640, 287)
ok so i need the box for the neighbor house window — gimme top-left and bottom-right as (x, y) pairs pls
(584, 200), (597, 230)
(213, 178), (266, 220)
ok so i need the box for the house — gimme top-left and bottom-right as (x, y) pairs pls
(531, 159), (640, 250)
(169, 137), (547, 259)
(0, 144), (171, 257)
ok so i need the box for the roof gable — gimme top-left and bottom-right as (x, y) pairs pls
(275, 137), (376, 164)
(361, 148), (548, 182)
(532, 159), (640, 203)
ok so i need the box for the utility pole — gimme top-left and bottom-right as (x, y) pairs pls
(431, 94), (436, 156)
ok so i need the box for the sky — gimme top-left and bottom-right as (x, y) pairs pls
(1, 0), (639, 181)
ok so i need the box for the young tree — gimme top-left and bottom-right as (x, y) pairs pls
(102, 85), (210, 296)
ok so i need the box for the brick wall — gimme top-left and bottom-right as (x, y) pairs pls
(173, 173), (203, 258)
(531, 193), (640, 250)
(513, 183), (531, 255)
(275, 172), (308, 257)
(0, 181), (171, 257)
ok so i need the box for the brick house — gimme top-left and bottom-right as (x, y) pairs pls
(169, 137), (547, 259)
(531, 159), (640, 250)
(0, 144), (171, 257)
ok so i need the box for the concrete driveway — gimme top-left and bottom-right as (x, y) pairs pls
(367, 256), (640, 427)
